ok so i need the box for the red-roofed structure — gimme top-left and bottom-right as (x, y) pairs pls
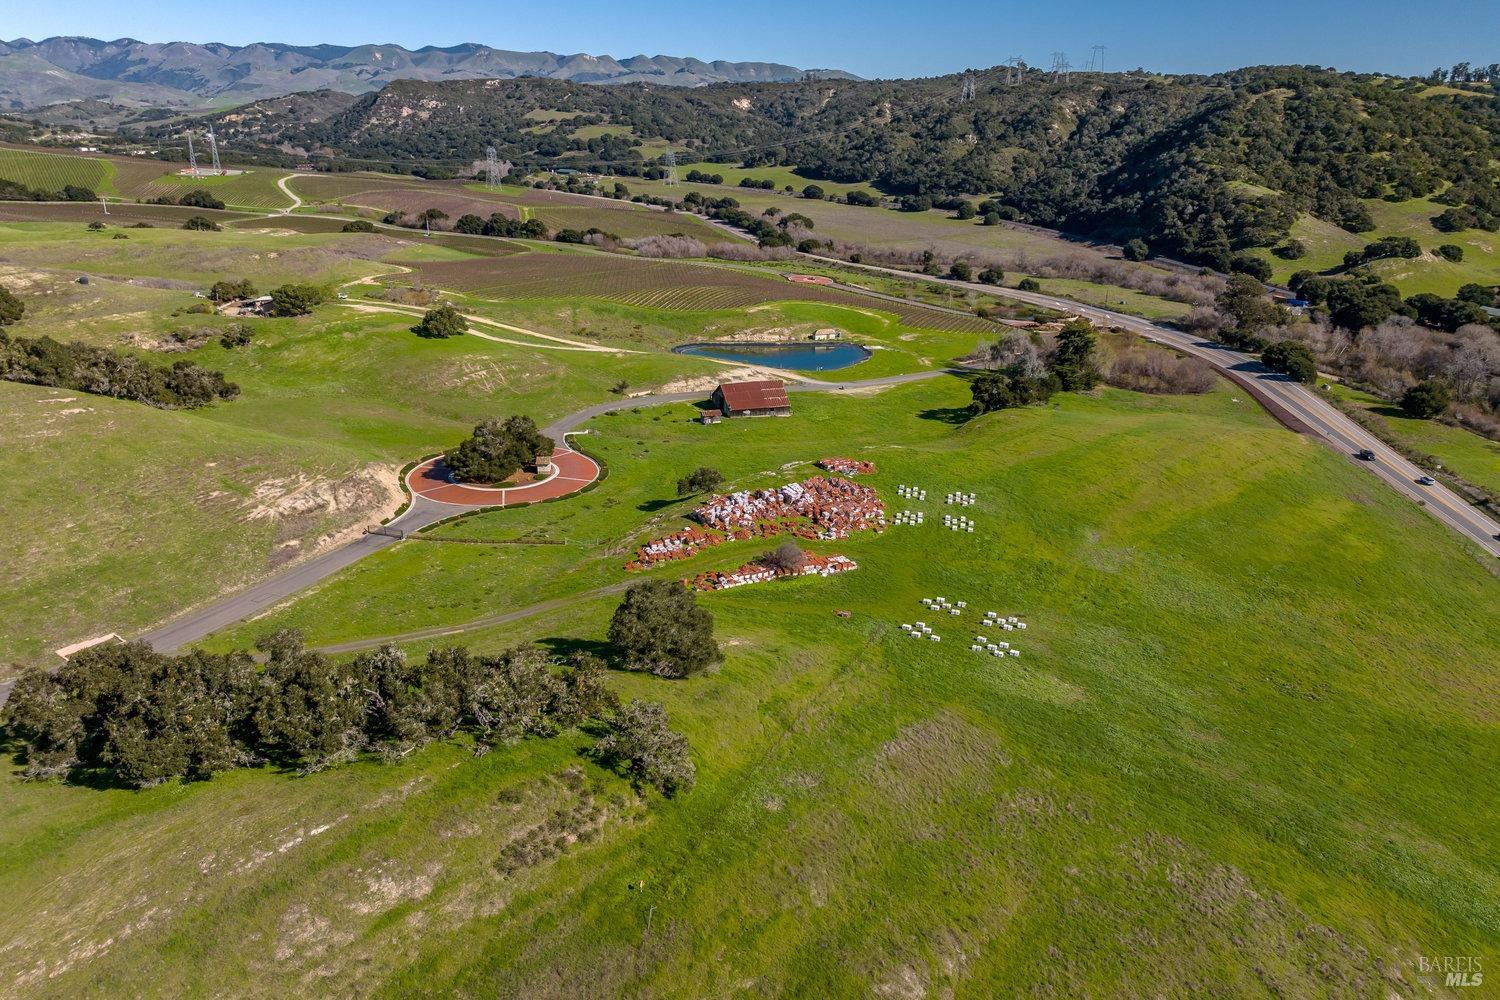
(712, 379), (791, 418)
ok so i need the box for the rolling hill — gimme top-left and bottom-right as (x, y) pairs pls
(178, 66), (1500, 271)
(0, 36), (857, 110)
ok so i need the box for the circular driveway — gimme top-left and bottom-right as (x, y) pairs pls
(405, 447), (600, 507)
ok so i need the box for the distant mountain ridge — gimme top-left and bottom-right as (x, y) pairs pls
(0, 36), (857, 110)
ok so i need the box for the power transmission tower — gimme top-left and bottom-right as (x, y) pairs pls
(663, 150), (678, 187)
(186, 133), (198, 174)
(1050, 52), (1071, 82)
(206, 126), (222, 175)
(485, 145), (499, 188)
(961, 72), (976, 102)
(1087, 45), (1107, 73)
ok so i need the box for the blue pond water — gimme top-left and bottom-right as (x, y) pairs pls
(672, 341), (872, 371)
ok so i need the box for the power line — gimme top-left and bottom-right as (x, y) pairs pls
(1050, 52), (1071, 83)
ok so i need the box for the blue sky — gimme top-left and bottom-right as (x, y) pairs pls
(7, 0), (1497, 79)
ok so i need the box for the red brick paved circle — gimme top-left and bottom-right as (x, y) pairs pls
(406, 447), (600, 508)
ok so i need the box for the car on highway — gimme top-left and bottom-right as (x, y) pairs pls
(1415, 475), (1437, 486)
(1355, 449), (1375, 461)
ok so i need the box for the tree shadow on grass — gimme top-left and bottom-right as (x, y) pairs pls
(917, 406), (973, 425)
(536, 636), (616, 663)
(636, 496), (682, 513)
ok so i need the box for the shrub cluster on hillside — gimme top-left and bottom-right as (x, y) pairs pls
(1, 633), (691, 795)
(414, 302), (467, 338)
(607, 579), (724, 679)
(0, 330), (239, 408)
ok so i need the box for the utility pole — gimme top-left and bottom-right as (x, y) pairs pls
(485, 145), (500, 188)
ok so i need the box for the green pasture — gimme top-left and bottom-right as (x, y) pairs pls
(2, 372), (1495, 996)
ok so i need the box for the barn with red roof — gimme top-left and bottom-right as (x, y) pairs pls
(711, 379), (792, 418)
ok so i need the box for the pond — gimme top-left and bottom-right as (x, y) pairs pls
(672, 341), (872, 371)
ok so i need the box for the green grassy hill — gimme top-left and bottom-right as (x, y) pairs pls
(2, 376), (1496, 996)
(1, 213), (1497, 996)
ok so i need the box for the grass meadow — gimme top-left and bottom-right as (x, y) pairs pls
(1, 209), (1498, 996)
(2, 373), (1496, 996)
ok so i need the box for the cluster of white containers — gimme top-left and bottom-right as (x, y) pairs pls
(892, 509), (924, 526)
(943, 513), (975, 533)
(945, 491), (977, 507)
(900, 621), (942, 642)
(895, 484), (927, 501)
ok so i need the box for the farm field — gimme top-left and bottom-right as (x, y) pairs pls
(0, 145), (229, 200)
(138, 169), (295, 211)
(4, 372), (1497, 996)
(0, 221), (399, 290)
(293, 174), (728, 242)
(0, 145), (110, 194)
(0, 200), (256, 228)
(668, 161), (877, 197)
(399, 251), (1006, 335)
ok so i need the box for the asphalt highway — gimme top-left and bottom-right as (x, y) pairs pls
(806, 254), (1500, 558)
(80, 256), (1500, 664)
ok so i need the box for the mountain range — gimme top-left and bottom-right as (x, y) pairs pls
(0, 36), (856, 111)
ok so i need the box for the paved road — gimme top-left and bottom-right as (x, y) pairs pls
(136, 370), (952, 655)
(97, 249), (1500, 663)
(806, 253), (1500, 557)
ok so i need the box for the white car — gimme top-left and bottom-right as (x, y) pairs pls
(1415, 475), (1436, 487)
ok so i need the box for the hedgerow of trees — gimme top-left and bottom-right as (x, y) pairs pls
(0, 330), (239, 408)
(1, 634), (691, 796)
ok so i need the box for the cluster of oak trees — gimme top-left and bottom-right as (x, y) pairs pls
(6, 574), (721, 797)
(0, 328), (238, 408)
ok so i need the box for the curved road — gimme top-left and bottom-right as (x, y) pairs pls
(805, 253), (1500, 558)
(114, 251), (1500, 658)
(137, 368), (951, 654)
